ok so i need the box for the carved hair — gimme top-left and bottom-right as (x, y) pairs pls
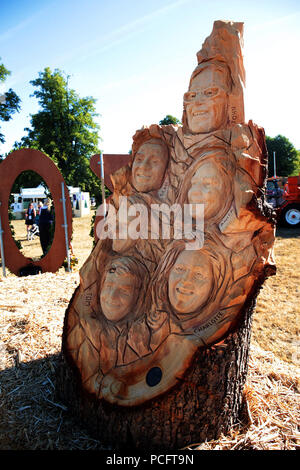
(189, 61), (233, 94)
(131, 125), (169, 162)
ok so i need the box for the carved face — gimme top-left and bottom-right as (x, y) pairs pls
(100, 261), (138, 322)
(168, 250), (213, 314)
(187, 159), (227, 221)
(132, 139), (168, 193)
(184, 66), (229, 133)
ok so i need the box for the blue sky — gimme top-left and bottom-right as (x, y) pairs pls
(1, 0), (300, 157)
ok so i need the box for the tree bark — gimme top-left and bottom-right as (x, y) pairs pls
(56, 280), (263, 452)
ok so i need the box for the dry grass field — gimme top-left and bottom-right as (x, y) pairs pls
(254, 227), (300, 365)
(0, 213), (299, 450)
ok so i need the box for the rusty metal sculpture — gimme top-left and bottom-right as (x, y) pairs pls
(0, 149), (72, 275)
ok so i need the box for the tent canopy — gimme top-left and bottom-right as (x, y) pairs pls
(20, 185), (47, 199)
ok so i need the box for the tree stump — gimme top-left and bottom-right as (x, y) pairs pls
(56, 286), (260, 451)
(56, 20), (276, 451)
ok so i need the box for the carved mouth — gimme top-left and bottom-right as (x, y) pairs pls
(136, 174), (151, 180)
(188, 193), (204, 204)
(105, 300), (120, 308)
(176, 287), (193, 296)
(192, 111), (207, 117)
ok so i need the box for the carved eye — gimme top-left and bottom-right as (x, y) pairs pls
(204, 87), (218, 97)
(193, 271), (205, 280)
(184, 92), (196, 102)
(202, 177), (218, 187)
(120, 289), (131, 297)
(174, 265), (186, 274)
(103, 282), (113, 290)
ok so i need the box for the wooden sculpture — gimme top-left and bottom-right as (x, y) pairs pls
(57, 20), (276, 450)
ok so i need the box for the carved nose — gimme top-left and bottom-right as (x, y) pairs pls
(189, 187), (202, 195)
(181, 270), (194, 284)
(188, 188), (203, 201)
(193, 92), (204, 104)
(141, 161), (152, 171)
(109, 287), (119, 300)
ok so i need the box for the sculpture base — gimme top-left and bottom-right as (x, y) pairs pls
(55, 285), (262, 451)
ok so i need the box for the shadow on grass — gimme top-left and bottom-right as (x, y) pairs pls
(0, 354), (106, 451)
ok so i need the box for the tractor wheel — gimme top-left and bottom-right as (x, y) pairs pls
(280, 203), (300, 228)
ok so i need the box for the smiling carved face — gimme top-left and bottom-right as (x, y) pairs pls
(187, 159), (227, 221)
(100, 262), (138, 322)
(184, 65), (229, 134)
(132, 139), (168, 193)
(168, 250), (213, 314)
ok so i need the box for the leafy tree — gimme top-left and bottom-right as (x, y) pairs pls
(15, 67), (102, 200)
(0, 60), (21, 145)
(11, 170), (44, 193)
(266, 135), (300, 177)
(159, 115), (181, 125)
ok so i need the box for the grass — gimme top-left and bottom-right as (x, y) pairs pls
(253, 226), (300, 365)
(10, 213), (94, 267)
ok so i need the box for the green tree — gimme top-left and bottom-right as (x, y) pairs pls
(266, 135), (300, 177)
(11, 170), (44, 193)
(15, 67), (101, 200)
(159, 115), (181, 125)
(0, 60), (21, 146)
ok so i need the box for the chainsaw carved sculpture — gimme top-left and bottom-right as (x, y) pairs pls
(63, 21), (275, 407)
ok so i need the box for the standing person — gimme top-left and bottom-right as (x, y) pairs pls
(25, 202), (36, 240)
(35, 201), (43, 225)
(39, 198), (53, 255)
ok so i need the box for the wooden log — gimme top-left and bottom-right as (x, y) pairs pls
(56, 20), (276, 451)
(56, 278), (264, 451)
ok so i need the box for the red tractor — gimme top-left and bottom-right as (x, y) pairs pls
(266, 174), (300, 228)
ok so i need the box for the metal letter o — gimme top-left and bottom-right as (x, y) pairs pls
(0, 149), (72, 275)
